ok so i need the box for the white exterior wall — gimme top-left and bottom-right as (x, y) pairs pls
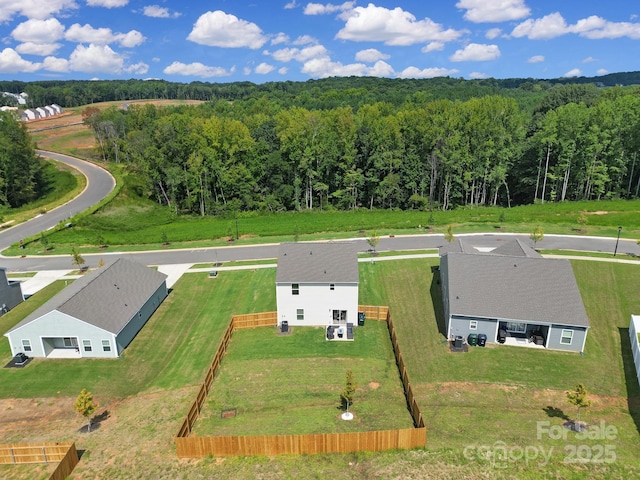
(6, 310), (118, 359)
(276, 282), (358, 327)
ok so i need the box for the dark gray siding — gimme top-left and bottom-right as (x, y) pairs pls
(449, 315), (497, 341)
(115, 282), (168, 355)
(547, 325), (587, 352)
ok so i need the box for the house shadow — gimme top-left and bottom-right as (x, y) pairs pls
(429, 266), (446, 337)
(618, 328), (640, 435)
(542, 405), (569, 421)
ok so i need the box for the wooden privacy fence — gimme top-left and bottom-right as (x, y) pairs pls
(0, 442), (78, 480)
(176, 306), (427, 457)
(177, 312), (277, 437)
(176, 428), (426, 458)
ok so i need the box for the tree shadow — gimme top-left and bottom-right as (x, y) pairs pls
(76, 409), (110, 434)
(618, 328), (640, 435)
(429, 265), (446, 337)
(542, 405), (569, 420)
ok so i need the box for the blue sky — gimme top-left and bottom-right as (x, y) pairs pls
(1, 0), (639, 83)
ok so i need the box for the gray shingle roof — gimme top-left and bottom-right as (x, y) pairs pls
(7, 259), (167, 335)
(443, 252), (590, 327)
(489, 238), (542, 258)
(276, 242), (359, 283)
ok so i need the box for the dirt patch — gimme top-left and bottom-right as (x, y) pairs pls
(368, 381), (380, 390)
(584, 211), (609, 215)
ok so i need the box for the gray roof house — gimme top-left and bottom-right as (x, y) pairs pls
(276, 242), (359, 328)
(440, 239), (590, 352)
(0, 267), (24, 314)
(4, 259), (168, 359)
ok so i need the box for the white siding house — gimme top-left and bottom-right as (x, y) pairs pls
(4, 259), (168, 359)
(276, 243), (359, 327)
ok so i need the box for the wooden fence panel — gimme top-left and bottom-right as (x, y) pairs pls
(176, 428), (426, 457)
(0, 442), (78, 480)
(48, 443), (79, 480)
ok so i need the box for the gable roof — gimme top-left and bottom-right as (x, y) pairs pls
(443, 252), (589, 327)
(7, 259), (167, 335)
(489, 238), (542, 258)
(276, 242), (359, 284)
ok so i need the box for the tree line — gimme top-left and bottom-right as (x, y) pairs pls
(0, 112), (45, 208)
(81, 83), (640, 215)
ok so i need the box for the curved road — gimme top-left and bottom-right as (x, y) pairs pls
(0, 151), (638, 271)
(0, 150), (115, 252)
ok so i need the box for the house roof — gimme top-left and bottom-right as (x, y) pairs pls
(7, 259), (167, 335)
(276, 242), (359, 284)
(443, 252), (590, 327)
(439, 238), (541, 258)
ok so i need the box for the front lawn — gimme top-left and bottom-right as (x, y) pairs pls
(193, 322), (414, 436)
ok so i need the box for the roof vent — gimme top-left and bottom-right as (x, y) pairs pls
(514, 264), (517, 267)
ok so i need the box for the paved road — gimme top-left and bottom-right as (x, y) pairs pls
(4, 232), (639, 272)
(0, 150), (115, 251)
(0, 149), (637, 271)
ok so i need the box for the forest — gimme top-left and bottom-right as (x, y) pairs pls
(0, 111), (45, 208)
(79, 81), (640, 215)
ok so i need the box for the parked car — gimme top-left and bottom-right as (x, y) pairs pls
(13, 352), (29, 366)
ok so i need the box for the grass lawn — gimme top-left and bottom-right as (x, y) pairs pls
(0, 269), (276, 399)
(193, 321), (414, 436)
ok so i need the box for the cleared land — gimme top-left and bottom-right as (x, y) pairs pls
(0, 259), (639, 478)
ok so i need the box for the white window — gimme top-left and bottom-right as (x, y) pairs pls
(63, 337), (77, 348)
(83, 340), (92, 352)
(469, 320), (478, 330)
(21, 339), (32, 352)
(292, 284), (299, 295)
(296, 309), (304, 321)
(102, 340), (111, 352)
(506, 322), (526, 333)
(560, 329), (574, 345)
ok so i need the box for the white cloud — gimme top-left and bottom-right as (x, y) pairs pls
(243, 66), (251, 75)
(596, 68), (608, 75)
(511, 12), (640, 40)
(527, 55), (544, 63)
(563, 68), (582, 78)
(11, 18), (65, 43)
(397, 66), (458, 79)
(271, 33), (290, 45)
(582, 56), (597, 63)
(456, 0), (530, 23)
(292, 35), (318, 45)
(255, 62), (275, 74)
(42, 56), (69, 72)
(336, 4), (464, 46)
(511, 12), (568, 39)
(268, 44), (328, 63)
(469, 71), (488, 79)
(485, 28), (502, 39)
(278, 66), (288, 74)
(302, 57), (393, 78)
(0, 48), (40, 73)
(69, 44), (124, 73)
(65, 24), (145, 47)
(421, 41), (444, 53)
(187, 11), (267, 49)
(0, 0), (78, 22)
(284, 1), (298, 9)
(304, 1), (355, 15)
(16, 42), (62, 56)
(355, 48), (389, 62)
(124, 62), (149, 74)
(87, 0), (128, 7)
(143, 5), (180, 18)
(163, 61), (233, 78)
(450, 43), (500, 62)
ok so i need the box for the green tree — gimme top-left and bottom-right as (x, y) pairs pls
(367, 231), (380, 253)
(530, 226), (544, 247)
(71, 246), (85, 269)
(74, 388), (99, 432)
(566, 383), (591, 429)
(340, 370), (357, 411)
(444, 225), (455, 243)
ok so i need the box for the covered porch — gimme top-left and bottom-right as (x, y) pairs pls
(497, 321), (549, 348)
(43, 337), (82, 358)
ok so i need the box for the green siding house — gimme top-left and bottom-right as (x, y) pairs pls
(4, 259), (167, 359)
